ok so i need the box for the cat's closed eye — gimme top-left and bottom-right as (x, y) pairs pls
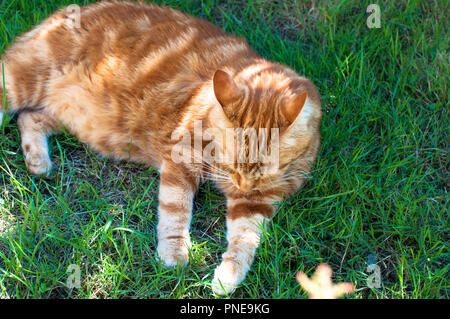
(230, 172), (265, 192)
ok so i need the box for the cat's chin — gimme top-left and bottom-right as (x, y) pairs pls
(214, 182), (263, 198)
(227, 188), (267, 199)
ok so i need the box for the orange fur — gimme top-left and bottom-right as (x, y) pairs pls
(1, 1), (322, 294)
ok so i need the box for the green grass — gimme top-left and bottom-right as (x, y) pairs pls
(0, 0), (448, 298)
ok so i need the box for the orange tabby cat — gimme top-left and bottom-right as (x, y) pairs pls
(0, 1), (321, 295)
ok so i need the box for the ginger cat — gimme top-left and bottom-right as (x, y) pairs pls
(0, 1), (321, 295)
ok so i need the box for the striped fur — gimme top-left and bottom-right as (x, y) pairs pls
(0, 1), (322, 295)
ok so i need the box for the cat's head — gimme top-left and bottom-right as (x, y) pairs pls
(205, 63), (321, 197)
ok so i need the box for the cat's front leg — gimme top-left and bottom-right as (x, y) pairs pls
(157, 161), (199, 267)
(211, 199), (274, 295)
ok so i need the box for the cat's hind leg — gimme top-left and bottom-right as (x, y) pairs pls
(17, 110), (59, 176)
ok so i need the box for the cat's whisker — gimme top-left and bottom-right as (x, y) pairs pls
(197, 162), (230, 179)
(194, 151), (231, 176)
(198, 167), (230, 178)
(202, 174), (231, 182)
(280, 169), (309, 179)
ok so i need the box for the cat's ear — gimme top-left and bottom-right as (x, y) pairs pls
(280, 91), (312, 139)
(209, 70), (236, 129)
(282, 91), (308, 124)
(213, 70), (242, 106)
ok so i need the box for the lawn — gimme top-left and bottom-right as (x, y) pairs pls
(0, 0), (448, 298)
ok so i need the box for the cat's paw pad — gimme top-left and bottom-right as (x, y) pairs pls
(157, 237), (191, 268)
(212, 261), (241, 296)
(25, 150), (52, 176)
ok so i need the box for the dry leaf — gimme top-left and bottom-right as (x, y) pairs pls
(296, 263), (354, 299)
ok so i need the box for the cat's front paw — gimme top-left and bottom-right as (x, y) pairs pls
(157, 237), (191, 267)
(212, 260), (243, 296)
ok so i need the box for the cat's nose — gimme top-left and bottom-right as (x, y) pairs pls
(237, 178), (255, 192)
(231, 174), (256, 192)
